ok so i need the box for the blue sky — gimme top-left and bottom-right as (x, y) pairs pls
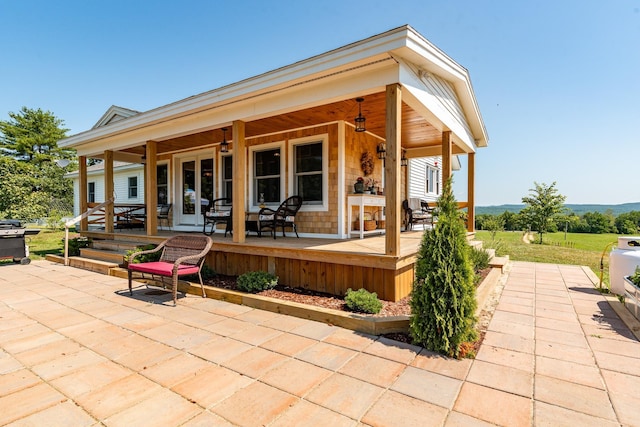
(2, 0), (638, 206)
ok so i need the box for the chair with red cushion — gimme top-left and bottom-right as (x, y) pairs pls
(127, 235), (213, 305)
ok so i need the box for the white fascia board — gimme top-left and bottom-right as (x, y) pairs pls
(59, 27), (415, 150)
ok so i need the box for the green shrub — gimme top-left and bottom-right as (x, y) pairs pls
(236, 271), (278, 293)
(126, 244), (161, 264)
(629, 266), (640, 287)
(410, 178), (477, 358)
(65, 237), (90, 256)
(344, 288), (382, 314)
(468, 246), (490, 273)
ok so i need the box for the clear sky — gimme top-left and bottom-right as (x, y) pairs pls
(2, 0), (638, 206)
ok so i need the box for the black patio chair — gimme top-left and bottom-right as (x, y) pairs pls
(203, 198), (232, 236)
(258, 195), (303, 239)
(157, 204), (172, 231)
(402, 198), (435, 230)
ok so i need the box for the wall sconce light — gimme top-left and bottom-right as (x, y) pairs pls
(376, 142), (386, 160)
(220, 128), (229, 153)
(401, 150), (408, 167)
(354, 97), (366, 132)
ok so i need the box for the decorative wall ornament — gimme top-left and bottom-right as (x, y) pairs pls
(360, 151), (374, 176)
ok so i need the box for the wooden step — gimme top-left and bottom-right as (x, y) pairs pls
(489, 255), (509, 273)
(80, 248), (125, 265)
(91, 239), (140, 252)
(68, 256), (119, 275)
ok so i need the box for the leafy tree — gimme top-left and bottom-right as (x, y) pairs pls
(521, 182), (566, 243)
(583, 211), (614, 234)
(410, 178), (477, 358)
(499, 210), (521, 231)
(615, 211), (640, 234)
(0, 107), (74, 221)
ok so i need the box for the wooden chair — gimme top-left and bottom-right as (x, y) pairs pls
(157, 204), (172, 230)
(127, 235), (213, 305)
(403, 198), (435, 230)
(203, 198), (232, 236)
(258, 195), (303, 239)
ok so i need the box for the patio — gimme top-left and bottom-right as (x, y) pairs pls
(1, 260), (639, 426)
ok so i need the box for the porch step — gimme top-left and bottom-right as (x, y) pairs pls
(489, 255), (509, 273)
(91, 239), (140, 252)
(80, 248), (125, 265)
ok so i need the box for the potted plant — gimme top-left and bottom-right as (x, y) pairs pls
(625, 266), (640, 290)
(354, 177), (365, 193)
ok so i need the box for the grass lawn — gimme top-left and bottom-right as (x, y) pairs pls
(26, 228), (77, 260)
(475, 230), (619, 289)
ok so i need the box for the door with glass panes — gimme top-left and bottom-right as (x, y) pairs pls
(177, 155), (214, 225)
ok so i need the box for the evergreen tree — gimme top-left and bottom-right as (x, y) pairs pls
(410, 178), (477, 358)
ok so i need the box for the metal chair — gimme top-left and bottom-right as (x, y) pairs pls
(202, 198), (232, 236)
(258, 195), (303, 239)
(157, 204), (172, 230)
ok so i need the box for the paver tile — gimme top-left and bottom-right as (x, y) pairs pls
(535, 327), (589, 348)
(535, 339), (595, 366)
(180, 411), (235, 427)
(411, 349), (472, 380)
(362, 389), (448, 427)
(228, 323), (284, 346)
(31, 348), (106, 381)
(211, 381), (298, 426)
(12, 338), (84, 367)
(601, 369), (640, 399)
(607, 391), (640, 427)
(270, 399), (355, 427)
(444, 411), (498, 427)
(259, 332), (317, 357)
(296, 341), (357, 371)
(0, 368), (41, 398)
(260, 358), (333, 396)
(362, 336), (421, 364)
(50, 360), (132, 398)
(587, 335), (640, 358)
(188, 336), (252, 364)
(482, 330), (534, 354)
(139, 322), (217, 350)
(391, 366), (462, 409)
(305, 373), (383, 420)
(290, 320), (337, 341)
(536, 316), (583, 334)
(5, 400), (96, 427)
(339, 352), (405, 387)
(323, 328), (377, 351)
(73, 373), (162, 420)
(0, 382), (67, 425)
(139, 353), (213, 388)
(593, 351), (640, 377)
(454, 382), (531, 427)
(534, 401), (619, 427)
(534, 374), (616, 420)
(466, 360), (532, 397)
(474, 344), (533, 371)
(103, 388), (201, 427)
(488, 319), (534, 339)
(535, 355), (604, 389)
(172, 365), (252, 408)
(222, 346), (288, 378)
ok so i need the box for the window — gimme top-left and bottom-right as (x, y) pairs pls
(88, 182), (95, 203)
(128, 176), (138, 198)
(221, 155), (233, 201)
(253, 148), (281, 205)
(157, 164), (168, 205)
(426, 165), (440, 195)
(294, 141), (323, 204)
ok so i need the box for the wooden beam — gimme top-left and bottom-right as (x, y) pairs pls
(79, 156), (88, 231)
(467, 152), (475, 232)
(385, 84), (401, 256)
(406, 144), (466, 158)
(104, 150), (114, 234)
(441, 131), (452, 184)
(232, 120), (246, 242)
(145, 141), (158, 235)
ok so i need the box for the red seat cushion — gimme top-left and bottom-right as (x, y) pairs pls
(128, 261), (200, 277)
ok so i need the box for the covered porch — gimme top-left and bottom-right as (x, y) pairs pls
(60, 26), (488, 301)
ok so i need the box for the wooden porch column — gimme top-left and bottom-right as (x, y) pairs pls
(385, 84), (402, 256)
(79, 156), (88, 231)
(467, 152), (476, 232)
(104, 150), (114, 234)
(145, 141), (158, 235)
(442, 131), (452, 184)
(232, 120), (246, 242)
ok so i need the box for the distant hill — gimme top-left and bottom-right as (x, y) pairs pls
(476, 202), (640, 216)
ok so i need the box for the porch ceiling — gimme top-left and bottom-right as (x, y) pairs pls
(120, 91), (443, 158)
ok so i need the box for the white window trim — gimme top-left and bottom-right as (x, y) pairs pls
(218, 151), (233, 201)
(288, 134), (328, 212)
(156, 161), (170, 204)
(248, 141), (285, 211)
(426, 164), (440, 195)
(128, 176), (138, 199)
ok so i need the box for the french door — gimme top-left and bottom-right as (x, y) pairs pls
(178, 155), (214, 225)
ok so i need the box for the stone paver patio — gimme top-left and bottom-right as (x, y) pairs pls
(0, 260), (639, 426)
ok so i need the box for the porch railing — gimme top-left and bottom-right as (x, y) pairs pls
(63, 198), (114, 266)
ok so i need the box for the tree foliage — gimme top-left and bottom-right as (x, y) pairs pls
(0, 107), (75, 221)
(410, 178), (477, 358)
(521, 181), (567, 243)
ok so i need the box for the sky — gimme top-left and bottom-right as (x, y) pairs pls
(1, 0), (639, 206)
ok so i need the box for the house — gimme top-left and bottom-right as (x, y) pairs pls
(58, 25), (488, 301)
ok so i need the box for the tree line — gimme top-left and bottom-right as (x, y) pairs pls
(476, 182), (639, 237)
(0, 107), (75, 223)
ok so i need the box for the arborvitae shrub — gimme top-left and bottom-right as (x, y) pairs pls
(409, 178), (477, 358)
(236, 271), (278, 293)
(344, 288), (383, 314)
